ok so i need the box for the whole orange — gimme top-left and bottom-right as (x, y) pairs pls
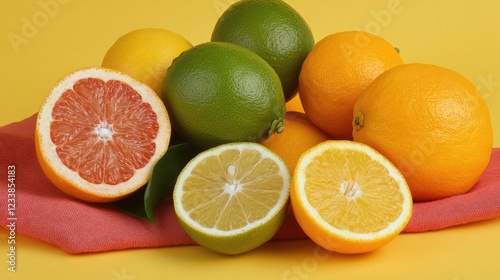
(353, 63), (493, 202)
(299, 31), (403, 140)
(261, 111), (330, 175)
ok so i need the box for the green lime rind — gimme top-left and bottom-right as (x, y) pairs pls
(112, 143), (202, 223)
(162, 42), (286, 149)
(177, 200), (288, 255)
(211, 0), (314, 101)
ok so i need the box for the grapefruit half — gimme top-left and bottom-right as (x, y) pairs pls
(35, 67), (171, 202)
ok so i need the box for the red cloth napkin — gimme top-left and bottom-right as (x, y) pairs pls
(1, 114), (500, 254)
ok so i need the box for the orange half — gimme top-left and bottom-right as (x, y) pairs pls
(35, 67), (171, 202)
(291, 140), (412, 254)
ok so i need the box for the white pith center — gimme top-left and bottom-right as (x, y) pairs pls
(95, 121), (114, 141)
(224, 164), (240, 194)
(341, 181), (361, 199)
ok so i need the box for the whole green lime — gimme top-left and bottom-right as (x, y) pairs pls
(211, 0), (314, 102)
(161, 42), (285, 149)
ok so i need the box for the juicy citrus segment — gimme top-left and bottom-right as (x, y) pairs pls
(182, 149), (284, 231)
(36, 67), (171, 202)
(174, 142), (290, 254)
(291, 140), (412, 254)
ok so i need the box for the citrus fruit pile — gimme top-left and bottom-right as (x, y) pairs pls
(34, 0), (493, 256)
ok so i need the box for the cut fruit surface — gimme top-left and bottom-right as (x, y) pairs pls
(35, 67), (171, 202)
(173, 142), (290, 255)
(291, 140), (412, 254)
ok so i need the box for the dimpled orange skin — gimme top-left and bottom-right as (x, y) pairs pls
(299, 31), (403, 140)
(352, 63), (493, 202)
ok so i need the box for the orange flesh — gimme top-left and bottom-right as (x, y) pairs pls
(50, 78), (159, 185)
(304, 149), (404, 233)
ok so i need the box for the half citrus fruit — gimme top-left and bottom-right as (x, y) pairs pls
(173, 142), (290, 255)
(35, 67), (171, 202)
(290, 140), (412, 254)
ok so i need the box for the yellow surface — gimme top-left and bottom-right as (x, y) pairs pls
(1, 0), (500, 279)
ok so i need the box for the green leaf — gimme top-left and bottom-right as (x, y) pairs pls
(144, 143), (202, 222)
(112, 143), (202, 223)
(111, 186), (149, 220)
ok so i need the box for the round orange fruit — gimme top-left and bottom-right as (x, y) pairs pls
(35, 67), (171, 202)
(299, 31), (403, 140)
(353, 63), (493, 202)
(261, 111), (330, 175)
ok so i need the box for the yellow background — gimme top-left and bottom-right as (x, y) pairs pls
(1, 0), (500, 279)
